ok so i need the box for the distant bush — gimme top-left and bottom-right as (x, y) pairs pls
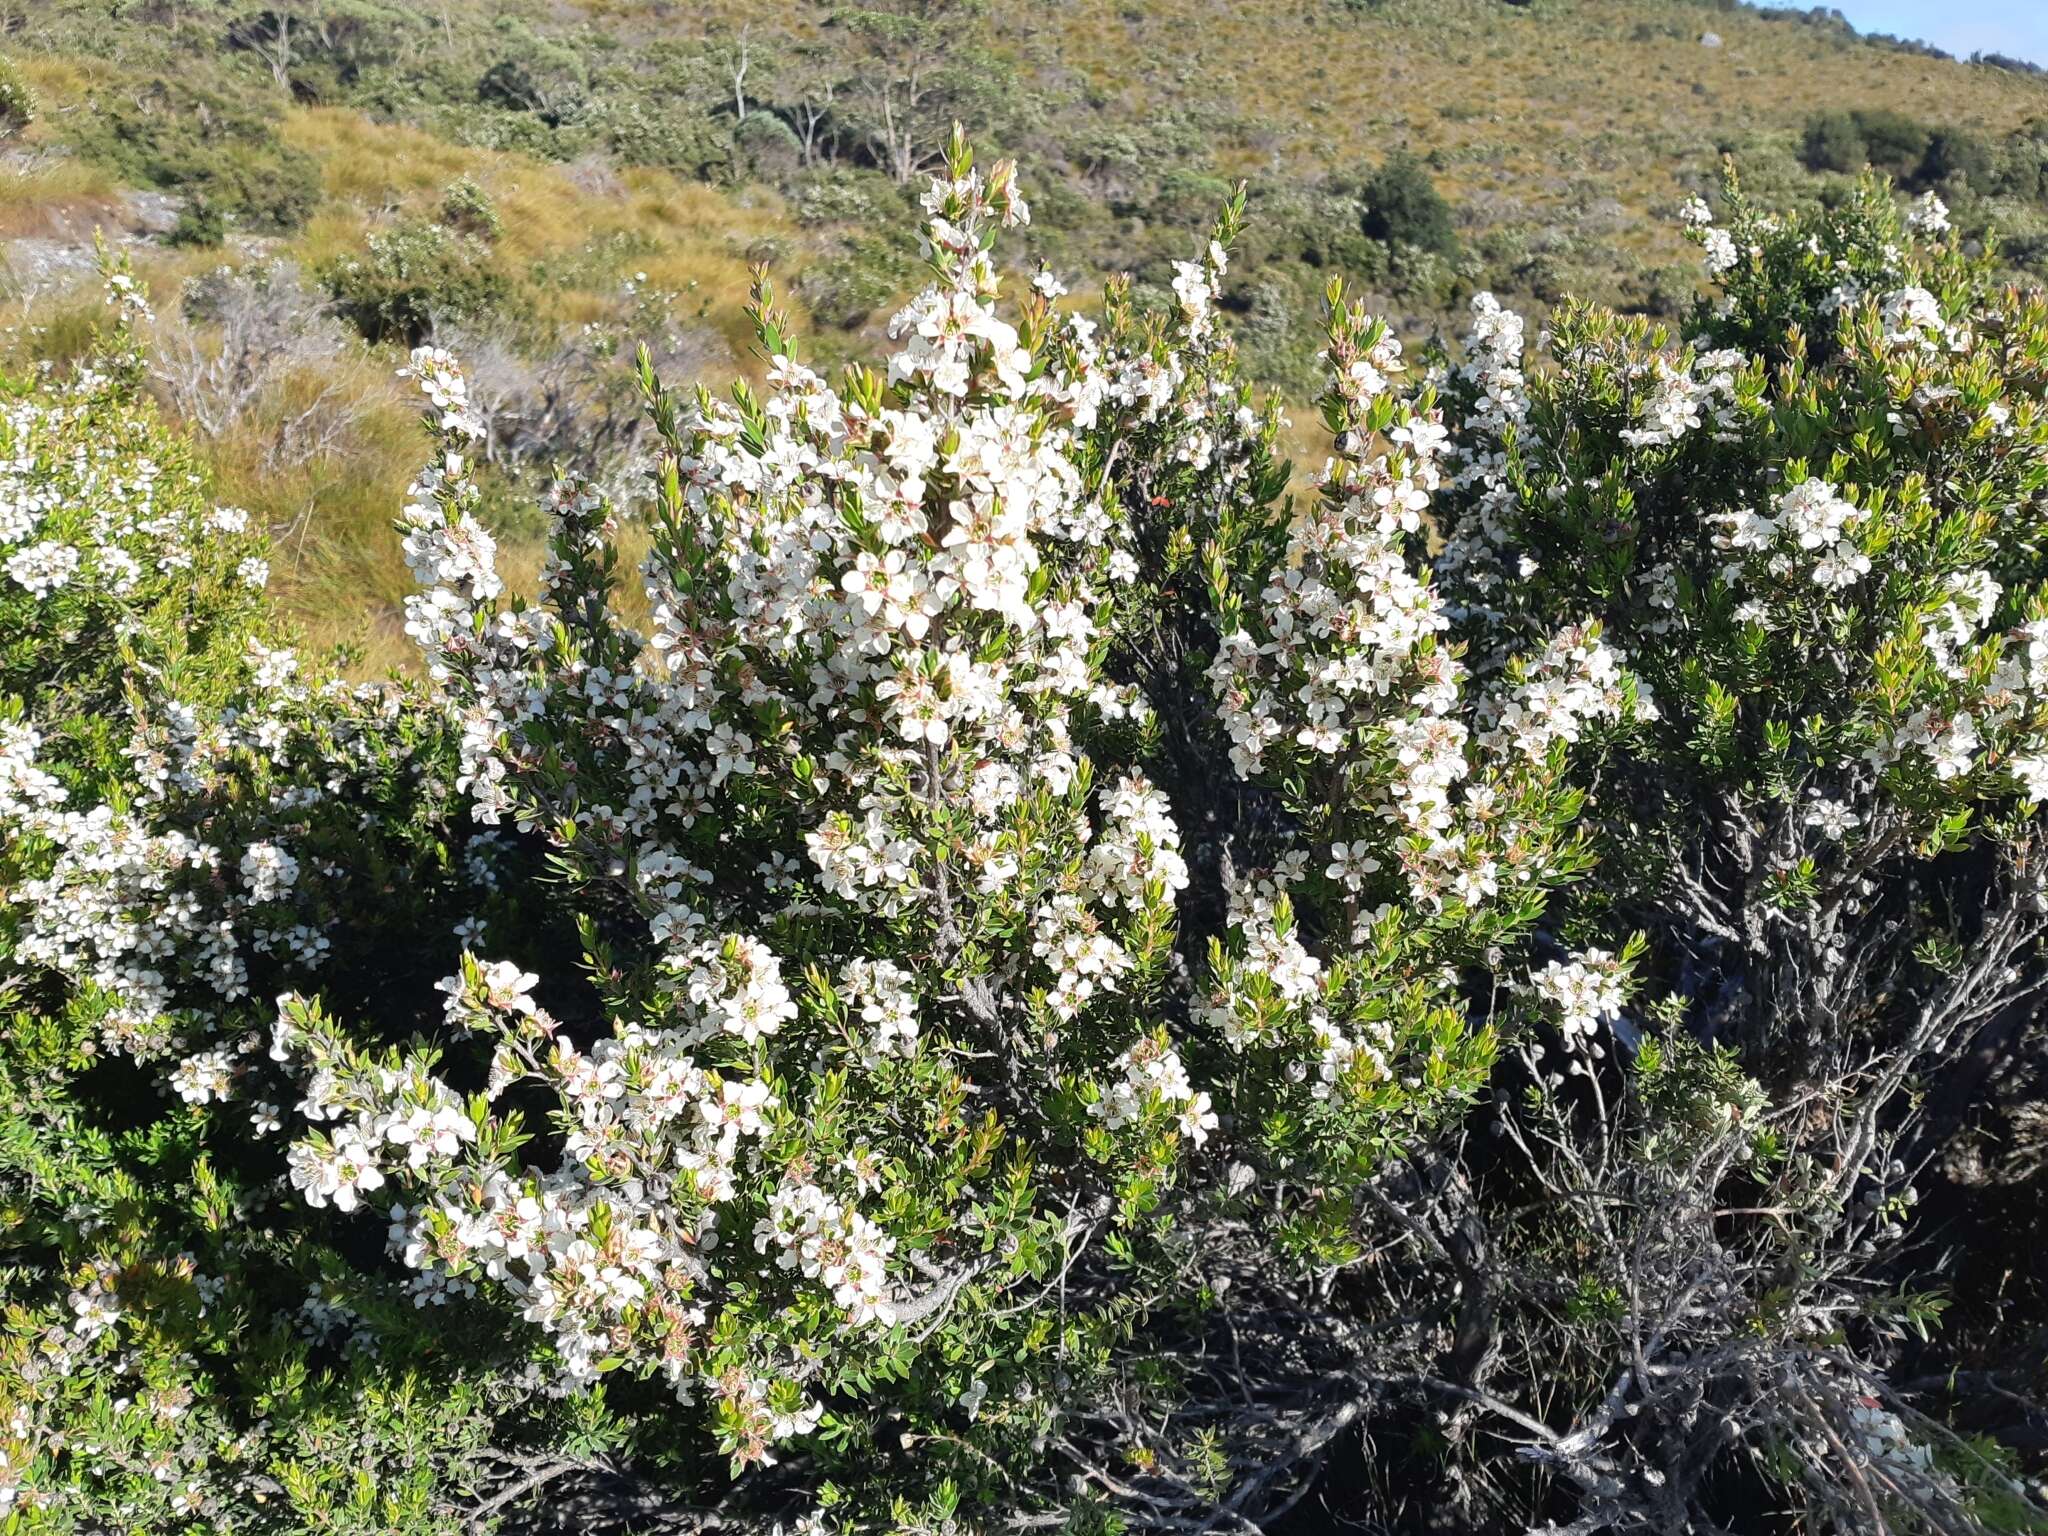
(1798, 110), (2026, 200)
(439, 175), (502, 241)
(1801, 110), (1863, 173)
(1361, 151), (1458, 255)
(1855, 108), (1930, 166)
(594, 100), (731, 178)
(793, 230), (918, 327)
(1150, 167), (1236, 228)
(153, 261), (361, 472)
(1920, 125), (1995, 188)
(0, 54), (34, 140)
(165, 195), (226, 249)
(1973, 49), (2047, 77)
(1992, 118), (2048, 203)
(790, 166), (904, 228)
(1801, 107), (1935, 176)
(1223, 270), (1325, 383)
(62, 82), (320, 234)
(734, 110), (803, 177)
(476, 44), (588, 127)
(321, 219), (509, 345)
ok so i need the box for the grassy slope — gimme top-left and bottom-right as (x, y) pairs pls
(1014, 0), (2048, 200)
(4, 0), (2048, 666)
(565, 0), (2048, 289)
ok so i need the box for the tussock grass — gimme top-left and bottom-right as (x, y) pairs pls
(0, 293), (102, 368)
(281, 109), (795, 342)
(0, 160), (121, 239)
(204, 358), (424, 674)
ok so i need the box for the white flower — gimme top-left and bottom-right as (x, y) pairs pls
(1811, 541), (1871, 591)
(287, 1129), (386, 1212)
(5, 541), (81, 597)
(682, 935), (797, 1043)
(400, 347), (486, 439)
(1803, 796), (1858, 840)
(1325, 839), (1383, 890)
(1905, 192), (1950, 236)
(171, 1048), (236, 1105)
(440, 958), (542, 1026)
(1879, 286), (1945, 349)
(240, 841), (301, 903)
(842, 958), (920, 1058)
(1929, 713), (1979, 780)
(1528, 950), (1627, 1040)
(2011, 753), (2048, 802)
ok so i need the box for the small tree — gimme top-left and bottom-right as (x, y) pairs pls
(832, 0), (1006, 183)
(1802, 107), (1867, 172)
(1361, 151), (1458, 256)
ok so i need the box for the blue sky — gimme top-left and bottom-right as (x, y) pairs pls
(1761, 1), (2048, 67)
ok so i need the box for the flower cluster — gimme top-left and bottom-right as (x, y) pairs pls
(1525, 948), (1630, 1042)
(1714, 476), (1873, 592)
(0, 260), (542, 1531)
(255, 135), (1276, 1475)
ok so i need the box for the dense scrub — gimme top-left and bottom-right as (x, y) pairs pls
(3, 146), (2048, 1534)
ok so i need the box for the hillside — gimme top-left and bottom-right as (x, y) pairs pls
(5, 0), (2048, 662)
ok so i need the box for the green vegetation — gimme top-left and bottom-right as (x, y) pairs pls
(322, 217), (511, 344)
(5, 147), (2047, 1536)
(1361, 152), (1458, 257)
(0, 53), (33, 141)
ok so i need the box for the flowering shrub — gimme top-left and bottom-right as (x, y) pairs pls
(242, 130), (1649, 1520)
(1411, 172), (2048, 1530)
(5, 158), (2046, 1534)
(1435, 172), (2048, 1072)
(0, 266), (578, 1529)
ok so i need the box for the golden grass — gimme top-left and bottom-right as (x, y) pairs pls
(9, 52), (108, 110)
(181, 340), (666, 679)
(282, 111), (478, 206)
(185, 350), (421, 670)
(0, 160), (121, 239)
(152, 109), (811, 667)
(279, 110), (794, 333)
